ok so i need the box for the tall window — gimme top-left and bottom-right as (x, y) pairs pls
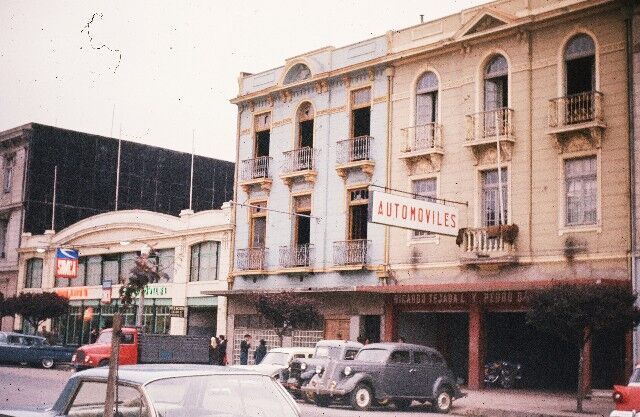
(481, 168), (508, 226)
(416, 72), (438, 146)
(0, 217), (7, 258)
(297, 103), (314, 149)
(293, 194), (311, 247)
(119, 252), (137, 284)
(3, 154), (15, 193)
(412, 178), (437, 239)
(254, 113), (271, 158)
(86, 256), (102, 286)
(565, 156), (597, 226)
(351, 88), (371, 138)
(25, 258), (43, 288)
(565, 34), (595, 96)
(190, 242), (219, 282)
(348, 188), (369, 240)
(484, 55), (508, 135)
(153, 249), (175, 283)
(249, 201), (267, 248)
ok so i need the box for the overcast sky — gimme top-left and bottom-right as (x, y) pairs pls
(0, 1), (486, 162)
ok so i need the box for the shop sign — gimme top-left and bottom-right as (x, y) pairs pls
(55, 249), (79, 279)
(369, 191), (459, 236)
(143, 285), (169, 298)
(101, 280), (112, 305)
(55, 287), (102, 300)
(393, 291), (529, 307)
(170, 306), (185, 318)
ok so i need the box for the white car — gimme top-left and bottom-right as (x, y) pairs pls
(237, 347), (314, 380)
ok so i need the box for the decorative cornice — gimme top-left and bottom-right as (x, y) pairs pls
(317, 105), (347, 117)
(272, 118), (293, 128)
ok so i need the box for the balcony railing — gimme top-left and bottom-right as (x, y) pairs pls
(548, 91), (603, 128)
(466, 108), (514, 142)
(336, 136), (373, 165)
(401, 123), (442, 153)
(240, 156), (272, 181)
(459, 227), (516, 258)
(279, 244), (314, 268)
(282, 147), (318, 174)
(333, 239), (370, 266)
(235, 248), (268, 271)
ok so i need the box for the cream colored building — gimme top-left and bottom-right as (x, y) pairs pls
(15, 208), (231, 344)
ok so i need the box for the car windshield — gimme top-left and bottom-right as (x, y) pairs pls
(145, 374), (298, 417)
(260, 352), (289, 366)
(630, 368), (640, 384)
(355, 348), (389, 363)
(314, 346), (341, 359)
(95, 332), (112, 344)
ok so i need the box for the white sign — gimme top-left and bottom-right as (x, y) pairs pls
(369, 190), (460, 236)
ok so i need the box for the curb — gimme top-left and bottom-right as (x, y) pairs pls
(458, 407), (608, 417)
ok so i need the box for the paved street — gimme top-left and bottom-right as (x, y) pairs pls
(0, 365), (457, 416)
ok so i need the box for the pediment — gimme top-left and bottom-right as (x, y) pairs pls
(455, 9), (514, 39)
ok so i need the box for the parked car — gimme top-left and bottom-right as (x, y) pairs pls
(611, 364), (640, 417)
(0, 364), (301, 417)
(0, 331), (74, 369)
(72, 327), (210, 370)
(303, 342), (464, 413)
(235, 346), (314, 381)
(286, 339), (362, 400)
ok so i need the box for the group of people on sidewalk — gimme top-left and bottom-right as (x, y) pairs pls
(208, 335), (228, 365)
(208, 333), (268, 366)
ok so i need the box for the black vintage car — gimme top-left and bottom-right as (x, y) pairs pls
(286, 339), (362, 400)
(303, 342), (464, 413)
(0, 331), (74, 369)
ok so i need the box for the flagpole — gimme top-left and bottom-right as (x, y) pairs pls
(189, 130), (194, 211)
(495, 110), (505, 226)
(115, 125), (122, 211)
(51, 166), (58, 231)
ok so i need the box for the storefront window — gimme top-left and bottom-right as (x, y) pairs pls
(119, 252), (137, 284)
(154, 306), (170, 334)
(86, 256), (102, 286)
(71, 258), (87, 287)
(102, 254), (119, 285)
(190, 242), (219, 281)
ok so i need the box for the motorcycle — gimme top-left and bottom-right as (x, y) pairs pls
(484, 360), (522, 389)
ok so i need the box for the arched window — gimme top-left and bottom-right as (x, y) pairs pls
(297, 102), (314, 148)
(416, 72), (438, 125)
(483, 55), (509, 135)
(564, 34), (595, 96)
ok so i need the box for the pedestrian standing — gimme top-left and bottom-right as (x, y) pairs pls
(254, 339), (267, 364)
(240, 334), (252, 365)
(218, 335), (227, 365)
(209, 336), (220, 365)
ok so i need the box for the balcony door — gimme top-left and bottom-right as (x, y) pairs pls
(348, 188), (369, 240)
(416, 72), (438, 147)
(298, 102), (314, 149)
(250, 202), (267, 248)
(293, 195), (311, 248)
(565, 34), (595, 96)
(481, 168), (508, 227)
(483, 55), (508, 136)
(254, 113), (271, 158)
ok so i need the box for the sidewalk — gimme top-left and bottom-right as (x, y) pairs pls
(453, 389), (613, 417)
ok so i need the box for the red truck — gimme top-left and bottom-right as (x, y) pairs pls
(71, 327), (210, 370)
(611, 365), (640, 417)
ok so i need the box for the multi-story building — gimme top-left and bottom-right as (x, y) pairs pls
(631, 0), (640, 368)
(225, 0), (635, 390)
(16, 207), (232, 345)
(0, 123), (234, 331)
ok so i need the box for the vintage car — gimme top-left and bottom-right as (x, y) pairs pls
(235, 346), (314, 381)
(303, 342), (464, 412)
(0, 331), (74, 369)
(286, 339), (362, 400)
(612, 364), (640, 417)
(0, 364), (301, 417)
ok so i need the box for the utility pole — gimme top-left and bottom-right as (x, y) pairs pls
(103, 313), (122, 417)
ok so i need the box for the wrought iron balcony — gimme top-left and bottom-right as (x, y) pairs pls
(281, 147), (318, 186)
(335, 136), (374, 179)
(235, 248), (268, 271)
(466, 108), (514, 143)
(239, 156), (273, 192)
(279, 244), (314, 269)
(548, 92), (605, 150)
(333, 239), (370, 267)
(399, 123), (444, 170)
(459, 225), (518, 266)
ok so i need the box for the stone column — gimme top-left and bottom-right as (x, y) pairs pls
(383, 296), (395, 342)
(468, 303), (485, 390)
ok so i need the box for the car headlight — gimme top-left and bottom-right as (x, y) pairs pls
(315, 365), (323, 374)
(71, 354), (76, 362)
(300, 363), (307, 371)
(344, 366), (352, 376)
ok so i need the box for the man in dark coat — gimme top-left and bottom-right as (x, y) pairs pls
(218, 335), (227, 365)
(254, 339), (267, 364)
(240, 334), (251, 365)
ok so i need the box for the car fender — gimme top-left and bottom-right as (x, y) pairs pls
(432, 376), (461, 399)
(300, 369), (316, 380)
(338, 373), (375, 395)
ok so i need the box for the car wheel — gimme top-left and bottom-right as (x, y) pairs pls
(304, 391), (315, 404)
(350, 383), (373, 411)
(41, 358), (54, 369)
(434, 388), (453, 414)
(394, 399), (412, 411)
(315, 395), (331, 408)
(98, 359), (109, 367)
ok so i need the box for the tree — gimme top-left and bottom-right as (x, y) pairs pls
(10, 292), (69, 334)
(527, 284), (640, 412)
(119, 248), (163, 306)
(255, 292), (322, 346)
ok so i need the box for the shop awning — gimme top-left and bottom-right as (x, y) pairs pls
(356, 278), (629, 294)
